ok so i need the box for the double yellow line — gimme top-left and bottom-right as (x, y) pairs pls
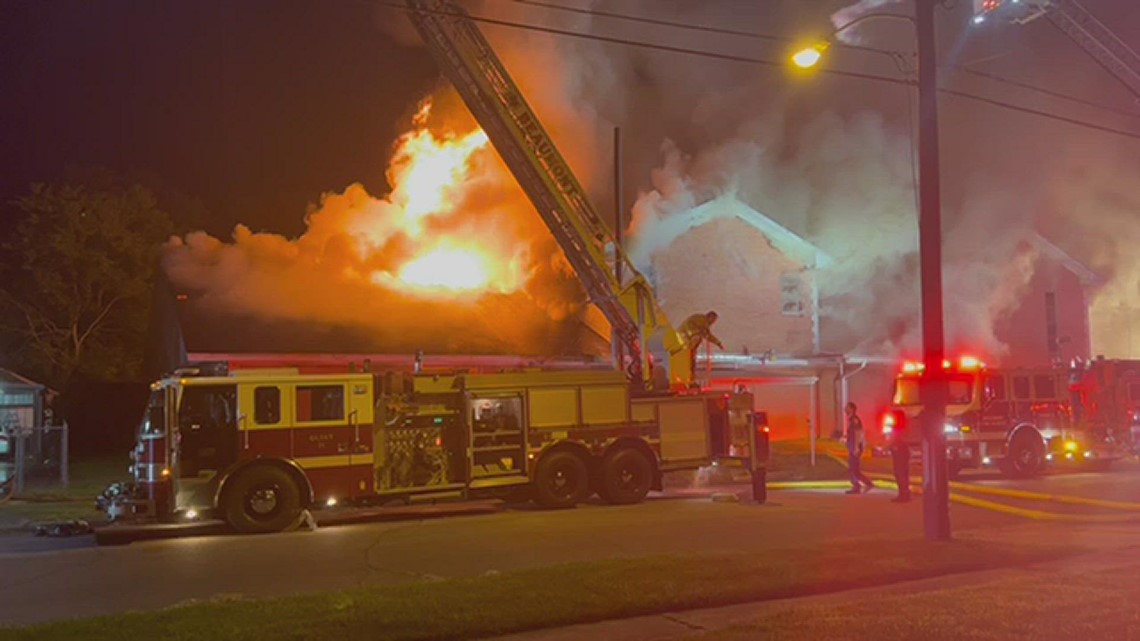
(767, 464), (1140, 523)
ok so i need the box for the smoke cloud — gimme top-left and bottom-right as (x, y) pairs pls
(163, 92), (596, 356)
(169, 0), (1139, 365)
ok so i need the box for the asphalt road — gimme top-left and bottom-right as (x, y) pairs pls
(955, 460), (1140, 503)
(2, 463), (1138, 628)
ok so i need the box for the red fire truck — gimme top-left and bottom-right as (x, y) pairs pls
(1071, 357), (1140, 455)
(881, 355), (1126, 478)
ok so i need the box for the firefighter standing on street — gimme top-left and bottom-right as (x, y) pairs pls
(845, 402), (874, 494)
(890, 413), (912, 503)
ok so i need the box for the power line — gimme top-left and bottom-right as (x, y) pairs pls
(955, 66), (1140, 120)
(512, 0), (1140, 121)
(511, 0), (910, 68)
(938, 86), (1140, 138)
(512, 0), (789, 44)
(372, 0), (1140, 142)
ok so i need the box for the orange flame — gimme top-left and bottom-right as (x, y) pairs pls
(361, 97), (527, 297)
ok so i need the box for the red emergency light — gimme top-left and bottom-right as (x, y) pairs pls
(899, 355), (985, 375)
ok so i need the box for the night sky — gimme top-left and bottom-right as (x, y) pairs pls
(1, 0), (438, 237)
(2, 0), (1138, 238)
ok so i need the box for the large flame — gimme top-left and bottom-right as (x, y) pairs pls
(365, 99), (526, 296)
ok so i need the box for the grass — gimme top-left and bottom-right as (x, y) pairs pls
(693, 559), (1140, 640)
(767, 440), (848, 481)
(0, 456), (124, 529)
(0, 537), (1076, 641)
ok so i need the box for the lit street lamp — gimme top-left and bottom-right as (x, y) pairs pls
(790, 12), (917, 71)
(791, 44), (826, 69)
(790, 1), (951, 541)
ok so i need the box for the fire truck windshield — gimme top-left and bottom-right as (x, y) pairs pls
(139, 390), (166, 439)
(893, 376), (974, 406)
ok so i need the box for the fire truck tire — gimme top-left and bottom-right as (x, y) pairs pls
(222, 465), (303, 534)
(597, 447), (653, 505)
(1004, 433), (1045, 479)
(532, 450), (591, 509)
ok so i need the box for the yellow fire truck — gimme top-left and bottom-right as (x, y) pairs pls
(101, 363), (752, 533)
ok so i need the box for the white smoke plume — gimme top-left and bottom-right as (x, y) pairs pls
(626, 108), (1042, 361)
(171, 0), (1138, 365)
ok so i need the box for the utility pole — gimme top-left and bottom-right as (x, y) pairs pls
(916, 0), (951, 540)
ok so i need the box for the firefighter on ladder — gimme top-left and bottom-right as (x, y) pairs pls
(679, 311), (724, 382)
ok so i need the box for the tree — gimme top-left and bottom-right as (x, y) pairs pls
(0, 182), (173, 387)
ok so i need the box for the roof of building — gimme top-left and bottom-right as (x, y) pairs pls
(1028, 233), (1102, 286)
(654, 195), (834, 269)
(0, 367), (46, 389)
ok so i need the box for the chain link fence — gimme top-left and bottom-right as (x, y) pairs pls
(0, 422), (69, 502)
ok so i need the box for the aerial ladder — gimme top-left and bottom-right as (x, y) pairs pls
(973, 0), (1140, 103)
(402, 0), (690, 390)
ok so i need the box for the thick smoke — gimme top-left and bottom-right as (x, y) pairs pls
(173, 0), (1138, 362)
(163, 93), (595, 356)
(626, 109), (1041, 360)
(1046, 144), (1140, 357)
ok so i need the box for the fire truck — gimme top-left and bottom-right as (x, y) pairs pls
(100, 363), (752, 533)
(98, 0), (760, 533)
(1071, 357), (1140, 455)
(881, 356), (1126, 479)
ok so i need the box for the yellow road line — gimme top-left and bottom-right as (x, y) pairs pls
(765, 477), (1140, 523)
(827, 451), (1140, 512)
(946, 482), (1140, 511)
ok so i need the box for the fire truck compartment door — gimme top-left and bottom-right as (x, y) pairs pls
(635, 397), (711, 464)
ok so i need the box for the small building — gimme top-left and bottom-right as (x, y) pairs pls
(0, 368), (48, 433)
(0, 368), (52, 459)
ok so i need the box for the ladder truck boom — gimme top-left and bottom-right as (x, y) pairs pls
(974, 0), (1140, 101)
(402, 0), (688, 389)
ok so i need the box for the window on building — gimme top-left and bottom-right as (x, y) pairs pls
(1012, 376), (1031, 400)
(254, 387), (281, 425)
(780, 272), (805, 317)
(0, 391), (35, 407)
(1033, 375), (1058, 400)
(296, 385), (344, 422)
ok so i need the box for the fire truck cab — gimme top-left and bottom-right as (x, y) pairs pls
(883, 357), (1120, 478)
(100, 362), (752, 533)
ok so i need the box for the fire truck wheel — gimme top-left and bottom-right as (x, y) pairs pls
(222, 465), (303, 534)
(597, 447), (653, 505)
(533, 450), (591, 509)
(1004, 433), (1045, 479)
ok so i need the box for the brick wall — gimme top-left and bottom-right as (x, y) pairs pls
(648, 217), (817, 356)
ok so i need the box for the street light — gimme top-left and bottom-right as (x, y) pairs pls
(790, 12), (918, 70)
(790, 1), (951, 542)
(791, 44), (827, 69)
